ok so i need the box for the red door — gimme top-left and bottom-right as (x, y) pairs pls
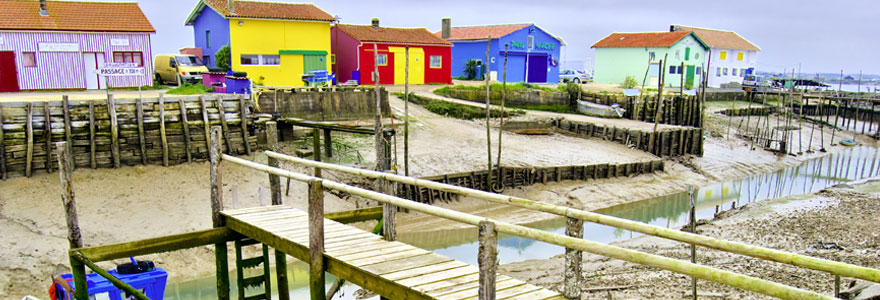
(0, 51), (20, 92)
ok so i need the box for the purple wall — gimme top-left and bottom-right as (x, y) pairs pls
(191, 6), (229, 69)
(0, 31), (153, 90)
(331, 27), (361, 84)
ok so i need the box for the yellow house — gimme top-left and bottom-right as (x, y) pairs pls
(185, 0), (335, 87)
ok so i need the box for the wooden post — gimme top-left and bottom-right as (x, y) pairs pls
(88, 101), (96, 169)
(44, 101), (53, 172)
(689, 186), (697, 300)
(308, 179), (326, 300)
(209, 126), (230, 300)
(136, 96), (147, 165)
(62, 96), (73, 171)
(217, 97), (232, 154)
(404, 46), (410, 176)
(108, 95), (120, 168)
(478, 220), (497, 300)
(239, 95), (252, 155)
(179, 98), (192, 163)
(649, 56), (667, 154)
(0, 104), (6, 179)
(267, 136), (289, 300)
(564, 217), (584, 299)
(311, 128), (321, 177)
(372, 43), (385, 172)
(159, 95), (169, 166)
(484, 35), (493, 191)
(56, 141), (87, 300)
(200, 96), (212, 154)
(323, 128), (332, 158)
(26, 102), (34, 177)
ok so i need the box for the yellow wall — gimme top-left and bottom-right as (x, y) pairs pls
(229, 18), (331, 87)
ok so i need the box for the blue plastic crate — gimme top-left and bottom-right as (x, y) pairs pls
(52, 267), (167, 300)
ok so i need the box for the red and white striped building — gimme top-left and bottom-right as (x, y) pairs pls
(0, 0), (155, 91)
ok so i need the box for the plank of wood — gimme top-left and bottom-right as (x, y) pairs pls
(88, 100), (96, 169)
(325, 239), (401, 256)
(0, 104), (5, 179)
(221, 205), (288, 216)
(434, 278), (521, 300)
(25, 102), (33, 177)
(395, 265), (477, 287)
(158, 95), (169, 166)
(347, 248), (430, 268)
(136, 97), (147, 165)
(43, 101), (53, 173)
(238, 95), (251, 155)
(413, 273), (480, 295)
(178, 98), (192, 163)
(199, 96), (211, 151)
(61, 96), (73, 171)
(216, 97), (232, 154)
(376, 259), (463, 280)
(107, 95), (120, 168)
(333, 244), (416, 262)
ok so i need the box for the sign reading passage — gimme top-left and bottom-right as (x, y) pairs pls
(96, 63), (144, 77)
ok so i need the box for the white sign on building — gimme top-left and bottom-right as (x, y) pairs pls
(38, 42), (80, 52)
(110, 39), (129, 46)
(96, 66), (145, 77)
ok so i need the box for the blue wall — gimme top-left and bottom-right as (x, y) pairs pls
(192, 6), (230, 69)
(449, 24), (561, 83)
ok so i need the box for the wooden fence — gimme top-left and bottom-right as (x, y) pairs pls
(396, 160), (664, 204)
(579, 92), (703, 128)
(554, 119), (703, 157)
(0, 94), (257, 179)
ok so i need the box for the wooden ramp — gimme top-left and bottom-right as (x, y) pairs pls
(222, 206), (565, 300)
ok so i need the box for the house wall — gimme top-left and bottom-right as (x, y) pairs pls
(448, 40), (487, 79)
(448, 24), (562, 83)
(229, 18), (331, 87)
(330, 27), (361, 84)
(594, 34), (706, 88)
(358, 43), (395, 85)
(706, 48), (757, 87)
(0, 31), (153, 90)
(422, 45), (452, 84)
(191, 6), (229, 69)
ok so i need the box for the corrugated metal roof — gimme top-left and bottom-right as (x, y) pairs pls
(0, 0), (154, 33)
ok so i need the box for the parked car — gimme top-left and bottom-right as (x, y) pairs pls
(742, 74), (774, 92)
(560, 70), (591, 84)
(154, 55), (209, 85)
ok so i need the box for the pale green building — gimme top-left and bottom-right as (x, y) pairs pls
(592, 31), (708, 89)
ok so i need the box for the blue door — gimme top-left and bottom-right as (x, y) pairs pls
(526, 54), (547, 83)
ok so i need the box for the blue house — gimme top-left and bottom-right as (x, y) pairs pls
(436, 22), (564, 83)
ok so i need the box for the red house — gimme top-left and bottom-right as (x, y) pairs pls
(331, 19), (452, 85)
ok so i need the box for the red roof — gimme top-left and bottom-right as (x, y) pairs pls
(674, 25), (760, 51)
(592, 32), (695, 48)
(435, 24), (530, 41)
(338, 24), (451, 46)
(199, 0), (335, 22)
(0, 0), (154, 33)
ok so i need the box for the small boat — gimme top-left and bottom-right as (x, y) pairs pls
(840, 139), (857, 147)
(577, 100), (626, 118)
(50, 258), (167, 300)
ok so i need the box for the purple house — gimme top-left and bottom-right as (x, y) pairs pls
(0, 0), (155, 91)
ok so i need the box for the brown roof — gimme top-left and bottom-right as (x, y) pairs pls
(200, 0), (334, 22)
(674, 25), (760, 51)
(435, 24), (530, 41)
(337, 24), (452, 46)
(592, 32), (704, 48)
(0, 0), (154, 32)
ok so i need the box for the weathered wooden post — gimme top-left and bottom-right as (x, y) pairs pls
(159, 94), (169, 166)
(135, 96), (147, 165)
(484, 35), (493, 191)
(265, 121), (290, 300)
(478, 220), (497, 300)
(382, 129), (396, 242)
(404, 46), (410, 176)
(266, 121), (279, 151)
(61, 96), (73, 171)
(308, 178), (326, 300)
(25, 102), (34, 177)
(88, 100), (96, 169)
(209, 126), (230, 300)
(108, 94), (120, 168)
(178, 98), (193, 163)
(238, 94), (252, 155)
(0, 103), (6, 179)
(689, 185), (697, 300)
(57, 141), (88, 300)
(564, 217), (584, 299)
(323, 128), (333, 158)
(312, 128), (322, 177)
(44, 102), (53, 173)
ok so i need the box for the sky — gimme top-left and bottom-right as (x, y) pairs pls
(122, 0), (877, 76)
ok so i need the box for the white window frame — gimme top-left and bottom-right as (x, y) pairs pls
(376, 54), (388, 66)
(429, 56), (442, 68)
(241, 54), (280, 66)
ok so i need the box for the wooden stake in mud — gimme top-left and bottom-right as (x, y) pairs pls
(404, 46), (410, 176)
(88, 100), (96, 169)
(484, 35), (493, 191)
(496, 44), (509, 189)
(108, 94), (120, 168)
(266, 123), (289, 300)
(689, 185), (698, 300)
(372, 43), (384, 172)
(62, 96), (73, 171)
(136, 96), (147, 165)
(308, 179), (326, 300)
(56, 141), (88, 300)
(311, 128), (321, 177)
(831, 70), (843, 146)
(564, 217), (584, 299)
(216, 97), (232, 154)
(238, 95), (251, 155)
(649, 55), (668, 154)
(44, 102), (53, 172)
(199, 96), (211, 152)
(179, 98), (192, 163)
(26, 102), (34, 177)
(478, 220), (497, 300)
(158, 94), (169, 166)
(208, 126), (230, 300)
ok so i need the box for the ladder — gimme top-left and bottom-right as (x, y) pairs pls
(235, 238), (272, 300)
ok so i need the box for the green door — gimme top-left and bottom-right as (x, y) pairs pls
(686, 65), (696, 88)
(303, 55), (326, 73)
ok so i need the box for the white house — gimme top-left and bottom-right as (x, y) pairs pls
(671, 25), (760, 87)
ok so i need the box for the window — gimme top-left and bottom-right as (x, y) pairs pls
(429, 56), (442, 68)
(330, 54), (336, 64)
(696, 67), (702, 76)
(719, 51), (727, 60)
(716, 67), (721, 77)
(241, 54), (259, 65)
(737, 52), (744, 61)
(732, 68), (737, 76)
(741, 68), (746, 77)
(176, 56), (204, 66)
(695, 52), (700, 60)
(21, 52), (36, 67)
(205, 30), (211, 48)
(261, 55), (280, 65)
(675, 49), (681, 60)
(723, 68), (728, 76)
(376, 54), (387, 66)
(649, 51), (656, 61)
(669, 66), (676, 74)
(527, 35), (534, 50)
(202, 55), (211, 66)
(112, 51), (143, 66)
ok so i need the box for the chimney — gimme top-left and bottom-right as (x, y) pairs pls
(39, 0), (48, 16)
(441, 18), (451, 39)
(227, 0), (235, 14)
(371, 18), (379, 29)
(670, 25), (680, 32)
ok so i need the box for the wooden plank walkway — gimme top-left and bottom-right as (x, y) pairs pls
(222, 206), (565, 300)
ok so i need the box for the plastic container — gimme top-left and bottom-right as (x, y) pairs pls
(52, 267), (167, 300)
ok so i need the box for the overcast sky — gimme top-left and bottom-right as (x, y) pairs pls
(125, 0), (876, 75)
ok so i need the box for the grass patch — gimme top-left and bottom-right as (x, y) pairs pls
(434, 82), (560, 96)
(509, 104), (576, 114)
(166, 83), (213, 95)
(394, 92), (524, 120)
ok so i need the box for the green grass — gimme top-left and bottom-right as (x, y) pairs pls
(433, 82), (560, 96)
(166, 83), (213, 95)
(509, 104), (576, 114)
(394, 92), (524, 120)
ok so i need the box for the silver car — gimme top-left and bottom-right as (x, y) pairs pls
(560, 70), (591, 84)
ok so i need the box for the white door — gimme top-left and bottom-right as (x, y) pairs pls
(83, 53), (106, 89)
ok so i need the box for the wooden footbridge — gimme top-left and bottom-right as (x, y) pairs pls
(54, 126), (880, 300)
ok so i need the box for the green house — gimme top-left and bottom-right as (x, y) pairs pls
(592, 31), (709, 88)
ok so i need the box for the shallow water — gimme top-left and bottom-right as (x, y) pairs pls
(165, 146), (880, 299)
